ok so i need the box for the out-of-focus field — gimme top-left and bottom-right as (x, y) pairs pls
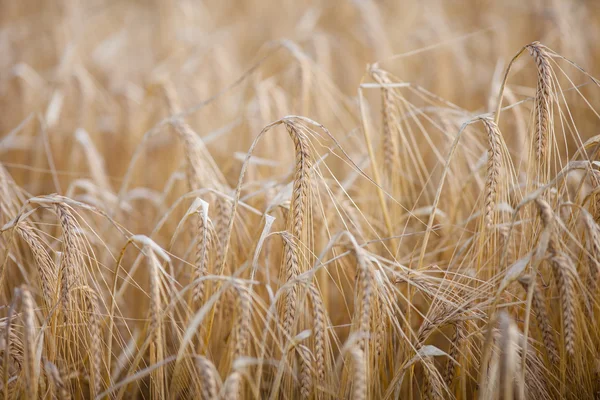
(1, 1), (600, 398)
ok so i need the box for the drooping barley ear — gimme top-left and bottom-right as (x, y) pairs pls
(518, 275), (559, 365)
(307, 283), (326, 385)
(193, 204), (212, 305)
(20, 286), (38, 399)
(148, 249), (165, 399)
(443, 322), (464, 389)
(549, 254), (577, 357)
(56, 204), (82, 314)
(526, 41), (552, 165)
(422, 356), (444, 400)
(416, 302), (453, 347)
(350, 347), (366, 400)
(582, 212), (600, 297)
(281, 232), (300, 338)
(297, 344), (313, 399)
(284, 121), (311, 241)
(234, 285), (251, 359)
(195, 356), (220, 400)
(80, 285), (102, 397)
(44, 359), (69, 400)
(223, 371), (241, 400)
(16, 224), (58, 310)
(480, 117), (502, 228)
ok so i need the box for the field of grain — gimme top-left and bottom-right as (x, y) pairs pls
(1, 1), (600, 399)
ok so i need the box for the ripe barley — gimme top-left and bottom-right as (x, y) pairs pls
(355, 248), (373, 351)
(518, 275), (559, 365)
(371, 68), (399, 180)
(284, 121), (311, 241)
(234, 285), (251, 359)
(193, 206), (213, 305)
(308, 283), (326, 384)
(281, 233), (300, 338)
(526, 41), (552, 165)
(16, 224), (57, 309)
(350, 347), (366, 400)
(444, 322), (464, 389)
(422, 356), (444, 400)
(80, 285), (102, 397)
(44, 360), (69, 400)
(480, 117), (502, 228)
(297, 344), (313, 399)
(223, 371), (241, 400)
(550, 254), (577, 357)
(195, 356), (219, 400)
(582, 212), (600, 296)
(20, 286), (37, 399)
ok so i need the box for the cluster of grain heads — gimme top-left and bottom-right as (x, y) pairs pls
(4, 6), (600, 396)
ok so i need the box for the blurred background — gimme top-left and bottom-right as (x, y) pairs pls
(1, 0), (599, 194)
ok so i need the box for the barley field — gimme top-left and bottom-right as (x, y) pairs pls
(1, 0), (600, 399)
